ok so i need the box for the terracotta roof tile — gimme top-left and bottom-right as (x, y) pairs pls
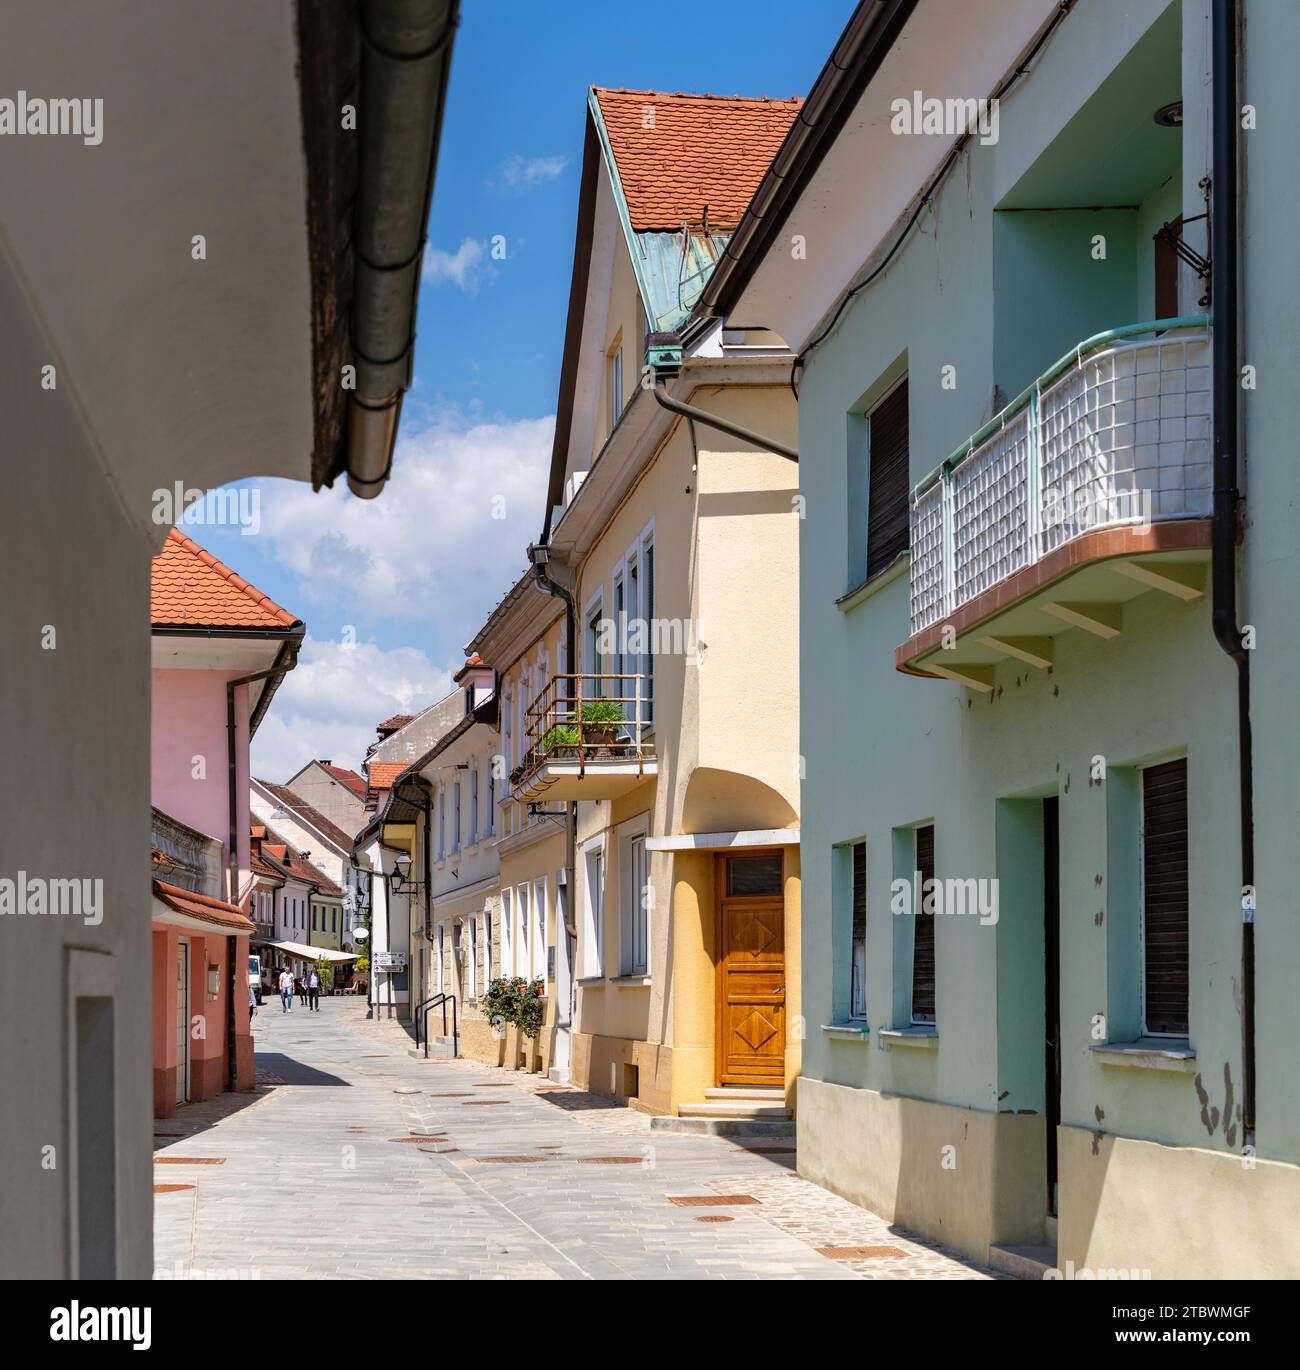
(368, 761), (406, 791)
(376, 714), (416, 733)
(151, 528), (301, 631)
(257, 826), (346, 898)
(592, 87), (802, 232)
(320, 763), (366, 799)
(152, 879), (254, 933)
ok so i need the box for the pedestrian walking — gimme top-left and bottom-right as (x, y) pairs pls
(297, 971), (309, 1007)
(307, 966), (321, 1012)
(278, 965), (294, 1012)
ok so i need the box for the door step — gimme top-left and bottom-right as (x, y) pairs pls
(407, 1036), (456, 1061)
(650, 1115), (795, 1138)
(678, 1101), (792, 1120)
(703, 1087), (786, 1102)
(988, 1243), (1057, 1281)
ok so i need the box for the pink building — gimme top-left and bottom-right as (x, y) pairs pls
(150, 529), (303, 1117)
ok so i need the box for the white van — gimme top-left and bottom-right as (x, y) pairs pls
(248, 953), (263, 1004)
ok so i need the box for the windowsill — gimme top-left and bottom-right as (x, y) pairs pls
(610, 974), (651, 987)
(836, 553), (910, 613)
(576, 975), (606, 987)
(1090, 1039), (1196, 1072)
(822, 1021), (870, 1041)
(878, 1026), (939, 1050)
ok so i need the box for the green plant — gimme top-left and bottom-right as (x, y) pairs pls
(539, 723), (580, 751)
(482, 975), (546, 1038)
(576, 698), (623, 726)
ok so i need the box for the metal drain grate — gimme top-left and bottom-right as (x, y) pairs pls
(576, 1156), (642, 1165)
(694, 1215), (734, 1223)
(155, 1157), (225, 1165)
(667, 1194), (759, 1207)
(816, 1245), (908, 1259)
(473, 1155), (551, 1164)
(461, 1099), (509, 1105)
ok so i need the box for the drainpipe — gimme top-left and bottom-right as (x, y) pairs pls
(651, 379), (798, 462)
(528, 545), (578, 1069)
(347, 0), (459, 498)
(1210, 0), (1254, 1149)
(224, 640), (301, 1091)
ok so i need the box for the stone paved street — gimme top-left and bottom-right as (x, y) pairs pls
(152, 998), (999, 1280)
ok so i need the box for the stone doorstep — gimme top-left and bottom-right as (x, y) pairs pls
(649, 1116), (795, 1138)
(987, 1243), (1057, 1280)
(703, 1087), (787, 1102)
(677, 1102), (793, 1120)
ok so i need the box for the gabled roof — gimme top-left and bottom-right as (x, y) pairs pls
(377, 713), (416, 733)
(151, 528), (302, 632)
(258, 826), (346, 897)
(592, 88), (803, 232)
(366, 761), (407, 807)
(320, 763), (366, 799)
(253, 779), (354, 853)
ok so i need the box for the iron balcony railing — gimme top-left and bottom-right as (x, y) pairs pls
(515, 673), (654, 787)
(908, 318), (1212, 637)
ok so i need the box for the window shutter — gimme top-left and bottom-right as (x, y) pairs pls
(850, 841), (867, 1018)
(1142, 758), (1189, 1035)
(866, 379), (910, 578)
(912, 823), (936, 1023)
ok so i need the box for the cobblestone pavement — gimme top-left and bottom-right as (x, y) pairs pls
(152, 998), (999, 1280)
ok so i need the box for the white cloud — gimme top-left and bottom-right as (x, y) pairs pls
(250, 407), (553, 645)
(498, 154), (568, 191)
(423, 237), (493, 292)
(251, 637), (454, 782)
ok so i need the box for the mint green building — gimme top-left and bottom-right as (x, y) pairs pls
(704, 0), (1300, 1277)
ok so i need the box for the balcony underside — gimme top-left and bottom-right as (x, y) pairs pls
(896, 520), (1212, 687)
(513, 756), (658, 803)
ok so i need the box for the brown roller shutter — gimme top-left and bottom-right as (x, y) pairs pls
(851, 841), (867, 1015)
(912, 824), (936, 1023)
(866, 379), (910, 579)
(1142, 758), (1189, 1035)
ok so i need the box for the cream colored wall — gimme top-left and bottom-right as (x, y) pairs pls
(591, 233), (644, 455)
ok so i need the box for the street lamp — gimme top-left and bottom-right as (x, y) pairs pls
(388, 851), (423, 896)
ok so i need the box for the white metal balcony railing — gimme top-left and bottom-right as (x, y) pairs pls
(515, 673), (654, 786)
(908, 320), (1212, 637)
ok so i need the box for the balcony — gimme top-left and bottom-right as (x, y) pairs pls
(897, 320), (1213, 688)
(512, 674), (656, 802)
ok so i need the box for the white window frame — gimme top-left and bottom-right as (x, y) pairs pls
(516, 882), (530, 982)
(607, 337), (624, 432)
(500, 887), (513, 977)
(617, 814), (651, 977)
(583, 589), (605, 697)
(437, 787), (445, 859)
(467, 916), (477, 1002)
(452, 777), (462, 852)
(533, 876), (548, 982)
(482, 907), (492, 993)
(581, 834), (606, 979)
(436, 923), (445, 994)
(469, 764), (479, 844)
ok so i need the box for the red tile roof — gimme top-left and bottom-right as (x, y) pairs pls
(320, 763), (366, 800)
(151, 528), (301, 631)
(376, 714), (416, 734)
(256, 827), (345, 897)
(152, 879), (254, 932)
(367, 761), (406, 793)
(592, 88), (803, 232)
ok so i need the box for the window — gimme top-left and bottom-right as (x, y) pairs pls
(500, 888), (513, 977)
(437, 788), (446, 859)
(483, 909), (492, 993)
(727, 853), (783, 896)
(486, 762), (495, 833)
(469, 765), (479, 844)
(585, 595), (605, 696)
(866, 378), (910, 579)
(467, 916), (478, 1002)
(611, 569), (625, 685)
(453, 779), (462, 852)
(437, 924), (445, 993)
(607, 340), (624, 433)
(620, 829), (649, 976)
(533, 877), (547, 981)
(1141, 758), (1189, 1036)
(850, 841), (867, 1020)
(641, 533), (655, 726)
(582, 839), (605, 977)
(912, 824), (936, 1024)
(516, 884), (530, 980)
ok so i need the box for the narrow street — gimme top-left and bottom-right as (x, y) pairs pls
(152, 999), (996, 1281)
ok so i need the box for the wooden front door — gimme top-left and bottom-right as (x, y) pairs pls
(716, 852), (786, 1087)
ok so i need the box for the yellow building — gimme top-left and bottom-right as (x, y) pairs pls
(483, 87), (804, 1122)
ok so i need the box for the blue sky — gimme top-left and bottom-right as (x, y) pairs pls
(194, 0), (849, 778)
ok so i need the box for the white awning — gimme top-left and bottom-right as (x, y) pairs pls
(258, 938), (359, 964)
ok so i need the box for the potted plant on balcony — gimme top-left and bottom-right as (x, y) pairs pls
(538, 722), (580, 759)
(577, 698), (624, 752)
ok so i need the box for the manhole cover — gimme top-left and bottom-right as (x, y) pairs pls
(667, 1194), (758, 1207)
(155, 1157), (225, 1165)
(392, 1087), (420, 1095)
(154, 1183), (195, 1194)
(576, 1156), (642, 1165)
(474, 1155), (551, 1164)
(694, 1215), (733, 1223)
(816, 1245), (907, 1259)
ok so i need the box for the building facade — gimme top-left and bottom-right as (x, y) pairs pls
(717, 0), (1300, 1278)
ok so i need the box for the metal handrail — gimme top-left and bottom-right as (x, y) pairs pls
(416, 993), (457, 1059)
(516, 672), (653, 785)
